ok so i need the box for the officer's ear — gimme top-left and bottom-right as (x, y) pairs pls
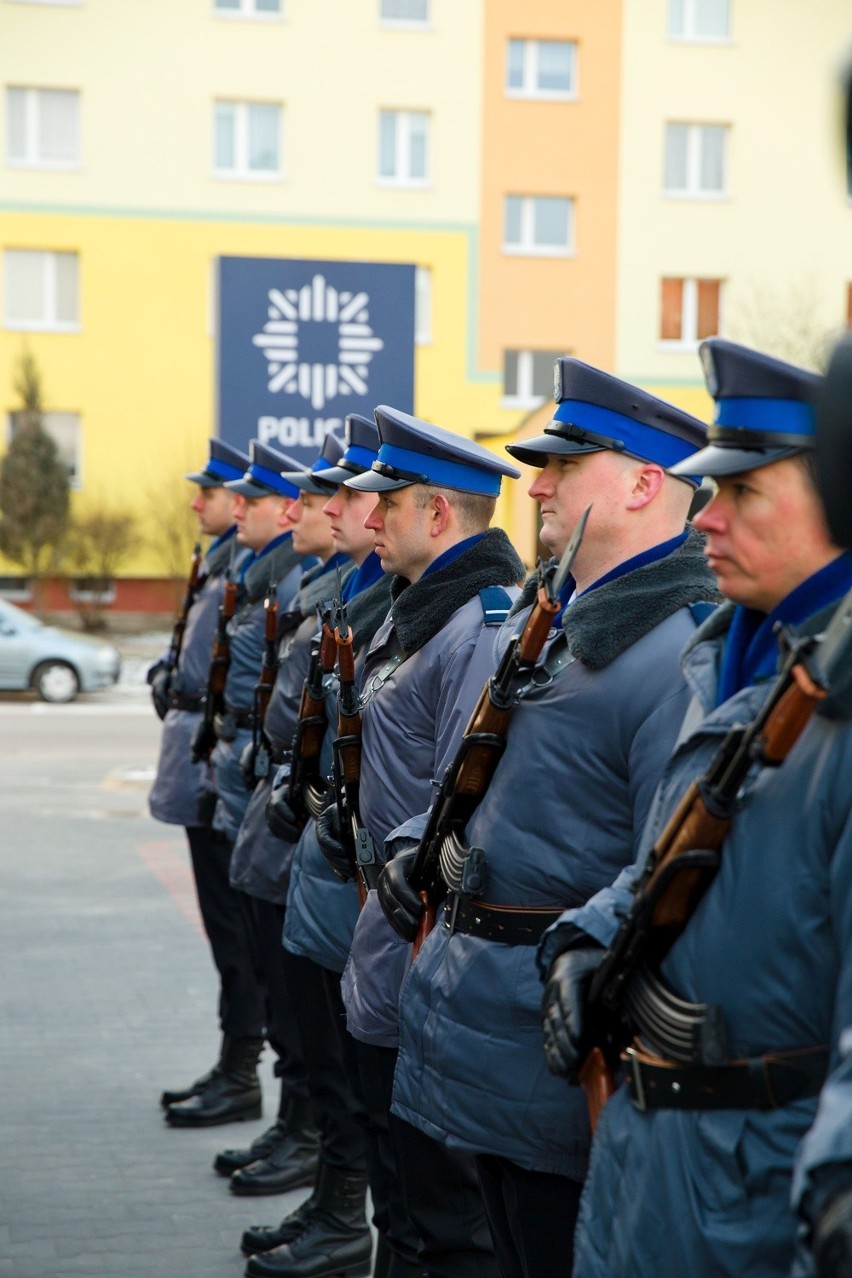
(428, 491), (453, 537)
(625, 462), (666, 511)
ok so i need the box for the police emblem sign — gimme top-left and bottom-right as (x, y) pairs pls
(217, 256), (415, 462)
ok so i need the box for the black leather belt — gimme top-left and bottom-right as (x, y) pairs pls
(213, 709), (255, 740)
(623, 1042), (829, 1112)
(444, 896), (563, 945)
(168, 692), (205, 712)
(270, 746), (290, 765)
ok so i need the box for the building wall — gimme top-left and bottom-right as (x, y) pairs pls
(616, 0), (852, 417)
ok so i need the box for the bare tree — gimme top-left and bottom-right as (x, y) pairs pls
(64, 505), (139, 631)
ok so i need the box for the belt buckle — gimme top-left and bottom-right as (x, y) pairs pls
(445, 893), (461, 937)
(626, 1047), (647, 1113)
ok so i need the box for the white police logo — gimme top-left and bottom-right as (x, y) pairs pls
(252, 273), (385, 412)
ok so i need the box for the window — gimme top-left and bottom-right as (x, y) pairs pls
(502, 350), (563, 405)
(214, 101), (282, 178)
(660, 278), (722, 345)
(506, 39), (577, 99)
(6, 87), (80, 168)
(378, 110), (429, 184)
(380, 0), (428, 24)
(213, 0), (282, 15)
(664, 122), (728, 197)
(503, 195), (574, 255)
(3, 249), (79, 330)
(414, 266), (431, 344)
(667, 0), (730, 41)
(7, 410), (82, 485)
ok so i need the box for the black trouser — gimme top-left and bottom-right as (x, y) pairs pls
(280, 950), (368, 1170)
(475, 1154), (583, 1278)
(355, 1039), (500, 1278)
(241, 894), (309, 1101)
(185, 826), (265, 1040)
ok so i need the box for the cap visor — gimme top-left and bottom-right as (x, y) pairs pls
(344, 469), (412, 492)
(669, 443), (797, 478)
(312, 463), (361, 485)
(506, 433), (605, 467)
(224, 477), (276, 498)
(283, 469), (336, 495)
(185, 469), (219, 488)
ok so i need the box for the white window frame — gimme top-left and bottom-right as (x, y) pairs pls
(414, 266), (432, 345)
(666, 0), (731, 43)
(505, 39), (578, 101)
(376, 110), (430, 187)
(6, 86), (81, 170)
(663, 122), (728, 199)
(7, 410), (83, 487)
(658, 277), (724, 350)
(212, 0), (283, 20)
(3, 249), (80, 332)
(379, 0), (429, 28)
(501, 350), (563, 408)
(213, 100), (283, 181)
(502, 195), (574, 257)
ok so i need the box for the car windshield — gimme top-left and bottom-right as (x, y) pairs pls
(0, 597), (43, 633)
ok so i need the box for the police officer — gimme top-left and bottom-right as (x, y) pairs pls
(540, 340), (852, 1277)
(381, 360), (717, 1278)
(307, 407), (525, 1278)
(211, 430), (348, 1193)
(149, 439), (269, 1114)
(165, 440), (310, 1128)
(241, 414), (393, 1278)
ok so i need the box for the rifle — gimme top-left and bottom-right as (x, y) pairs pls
(166, 542), (203, 674)
(245, 579), (278, 786)
(579, 583), (852, 1130)
(288, 603), (339, 825)
(191, 560), (239, 763)
(407, 505), (591, 958)
(332, 590), (380, 908)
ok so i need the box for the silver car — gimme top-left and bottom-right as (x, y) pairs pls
(0, 596), (121, 702)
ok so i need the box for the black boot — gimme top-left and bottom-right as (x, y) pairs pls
(240, 1181), (320, 1256)
(230, 1096), (320, 1195)
(159, 1037), (225, 1109)
(215, 1119), (290, 1176)
(244, 1165), (372, 1277)
(165, 1036), (262, 1127)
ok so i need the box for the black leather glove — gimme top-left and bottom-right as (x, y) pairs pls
(316, 800), (352, 883)
(541, 937), (605, 1082)
(190, 717), (215, 764)
(149, 666), (171, 721)
(378, 848), (422, 942)
(814, 1184), (852, 1278)
(266, 767), (303, 843)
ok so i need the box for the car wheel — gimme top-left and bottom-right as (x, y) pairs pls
(32, 660), (81, 704)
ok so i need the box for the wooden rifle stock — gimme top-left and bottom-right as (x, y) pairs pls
(166, 542), (203, 672)
(579, 631), (830, 1130)
(288, 609), (338, 822)
(193, 574), (238, 762)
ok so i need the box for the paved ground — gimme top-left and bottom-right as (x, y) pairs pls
(0, 679), (310, 1278)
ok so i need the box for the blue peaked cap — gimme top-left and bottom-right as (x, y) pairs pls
(507, 358), (707, 486)
(670, 339), (822, 478)
(225, 440), (305, 499)
(283, 428), (346, 495)
(186, 438), (250, 488)
(346, 406), (521, 496)
(313, 414), (380, 484)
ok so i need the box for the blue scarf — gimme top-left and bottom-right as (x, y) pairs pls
(422, 532), (487, 580)
(717, 553), (852, 704)
(342, 550), (385, 601)
(208, 525), (237, 555)
(238, 530), (292, 582)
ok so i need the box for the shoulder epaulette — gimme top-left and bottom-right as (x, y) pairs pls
(479, 586), (513, 626)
